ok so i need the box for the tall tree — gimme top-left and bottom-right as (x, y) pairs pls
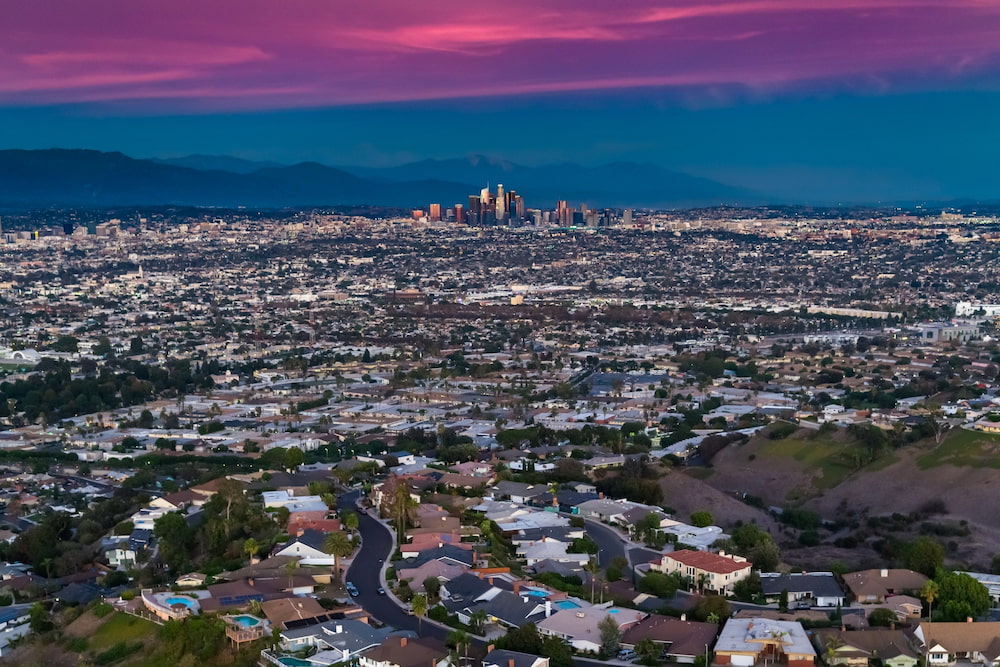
(322, 531), (353, 584)
(598, 614), (621, 658)
(411, 593), (428, 632)
(921, 580), (940, 620)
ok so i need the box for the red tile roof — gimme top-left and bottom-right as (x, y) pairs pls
(662, 550), (751, 575)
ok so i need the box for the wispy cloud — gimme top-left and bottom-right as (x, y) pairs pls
(0, 0), (998, 109)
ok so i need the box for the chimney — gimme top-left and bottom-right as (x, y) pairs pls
(336, 624), (343, 633)
(513, 581), (522, 594)
(680, 614), (686, 621)
(487, 645), (495, 653)
(968, 617), (974, 623)
(545, 600), (552, 618)
(890, 622), (895, 631)
(401, 637), (408, 647)
(248, 577), (254, 587)
(509, 659), (515, 667)
(880, 569), (888, 578)
(598, 492), (604, 499)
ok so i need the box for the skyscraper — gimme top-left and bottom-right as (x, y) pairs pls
(429, 203), (441, 222)
(454, 203), (465, 225)
(495, 184), (506, 221)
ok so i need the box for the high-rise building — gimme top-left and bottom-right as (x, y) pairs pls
(429, 203), (441, 222)
(495, 184), (506, 221)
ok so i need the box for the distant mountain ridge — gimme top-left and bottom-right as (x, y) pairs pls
(0, 148), (758, 209)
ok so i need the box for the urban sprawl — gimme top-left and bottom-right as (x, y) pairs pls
(0, 197), (999, 667)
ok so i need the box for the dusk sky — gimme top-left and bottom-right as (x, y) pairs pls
(3, 0), (1000, 200)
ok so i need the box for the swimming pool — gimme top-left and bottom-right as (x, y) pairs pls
(555, 600), (581, 609)
(232, 615), (260, 627)
(165, 597), (197, 608)
(525, 589), (549, 598)
(278, 658), (311, 667)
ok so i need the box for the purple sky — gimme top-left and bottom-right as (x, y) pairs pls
(3, 0), (999, 109)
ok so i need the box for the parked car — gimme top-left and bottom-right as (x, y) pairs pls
(346, 582), (359, 597)
(377, 587), (386, 596)
(617, 650), (637, 662)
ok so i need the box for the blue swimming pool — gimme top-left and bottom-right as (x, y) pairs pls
(233, 615), (260, 627)
(278, 658), (311, 667)
(556, 600), (581, 609)
(165, 597), (196, 608)
(525, 589), (548, 598)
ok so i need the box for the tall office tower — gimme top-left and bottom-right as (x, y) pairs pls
(429, 203), (441, 222)
(623, 209), (633, 226)
(514, 195), (525, 220)
(557, 200), (568, 226)
(468, 195), (481, 225)
(454, 203), (465, 225)
(495, 184), (506, 221)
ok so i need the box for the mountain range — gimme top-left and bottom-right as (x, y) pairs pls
(0, 149), (756, 210)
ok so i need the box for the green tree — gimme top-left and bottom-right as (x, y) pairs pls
(447, 629), (471, 664)
(283, 446), (304, 471)
(635, 637), (660, 664)
(341, 510), (360, 534)
(51, 335), (80, 353)
(28, 602), (53, 633)
(423, 576), (442, 599)
(921, 580), (940, 620)
(690, 510), (714, 528)
(322, 531), (354, 584)
(598, 614), (621, 658)
(154, 512), (193, 572)
(905, 536), (945, 578)
(936, 571), (991, 621)
(411, 593), (428, 632)
(244, 537), (259, 573)
(867, 607), (898, 627)
(693, 595), (731, 623)
(383, 476), (417, 544)
(469, 609), (488, 635)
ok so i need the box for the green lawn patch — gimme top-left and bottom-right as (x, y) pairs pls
(756, 431), (892, 496)
(88, 613), (157, 653)
(917, 428), (1000, 470)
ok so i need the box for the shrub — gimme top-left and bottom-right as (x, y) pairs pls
(120, 591), (135, 601)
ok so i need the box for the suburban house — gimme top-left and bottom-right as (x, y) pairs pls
(273, 529), (335, 566)
(714, 618), (816, 667)
(842, 569), (928, 604)
(278, 617), (392, 660)
(914, 622), (1000, 667)
(483, 649), (549, 667)
(491, 481), (547, 504)
(620, 614), (719, 663)
(813, 628), (919, 667)
(760, 572), (846, 608)
(538, 606), (647, 653)
(359, 636), (450, 667)
(516, 537), (591, 568)
(651, 550), (753, 596)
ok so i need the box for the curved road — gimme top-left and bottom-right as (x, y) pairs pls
(342, 491), (671, 667)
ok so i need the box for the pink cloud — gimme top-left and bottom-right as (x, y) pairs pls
(0, 0), (998, 109)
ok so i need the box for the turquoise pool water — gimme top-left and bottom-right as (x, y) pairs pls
(165, 597), (196, 608)
(525, 589), (548, 598)
(278, 658), (311, 667)
(233, 615), (260, 627)
(555, 600), (580, 609)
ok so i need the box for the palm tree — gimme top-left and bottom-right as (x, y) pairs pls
(447, 629), (470, 665)
(921, 580), (940, 620)
(584, 558), (600, 601)
(823, 636), (845, 666)
(411, 593), (428, 633)
(243, 537), (259, 577)
(389, 477), (417, 544)
(342, 510), (360, 534)
(284, 558), (299, 591)
(469, 609), (488, 636)
(322, 531), (354, 584)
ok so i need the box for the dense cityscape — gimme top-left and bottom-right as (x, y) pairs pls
(0, 200), (996, 665)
